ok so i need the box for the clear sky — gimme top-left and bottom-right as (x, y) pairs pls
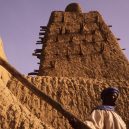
(0, 0), (129, 74)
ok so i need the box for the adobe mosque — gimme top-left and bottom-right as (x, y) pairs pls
(0, 3), (128, 129)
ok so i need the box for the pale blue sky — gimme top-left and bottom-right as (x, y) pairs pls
(0, 0), (129, 74)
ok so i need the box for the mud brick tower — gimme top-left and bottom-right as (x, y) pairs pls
(31, 3), (129, 81)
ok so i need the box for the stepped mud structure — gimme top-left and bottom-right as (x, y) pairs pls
(32, 3), (129, 80)
(0, 3), (129, 129)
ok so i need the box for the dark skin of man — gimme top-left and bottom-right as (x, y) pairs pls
(69, 92), (118, 129)
(102, 92), (118, 106)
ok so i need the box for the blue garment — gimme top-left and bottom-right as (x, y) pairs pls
(101, 87), (119, 98)
(95, 105), (115, 111)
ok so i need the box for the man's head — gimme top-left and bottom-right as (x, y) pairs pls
(101, 87), (119, 106)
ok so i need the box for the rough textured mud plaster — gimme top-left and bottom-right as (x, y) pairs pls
(7, 76), (129, 129)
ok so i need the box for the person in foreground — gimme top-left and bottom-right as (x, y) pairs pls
(69, 87), (127, 129)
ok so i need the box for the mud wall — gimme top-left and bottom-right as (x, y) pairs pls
(0, 79), (53, 129)
(0, 38), (11, 85)
(7, 76), (129, 129)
